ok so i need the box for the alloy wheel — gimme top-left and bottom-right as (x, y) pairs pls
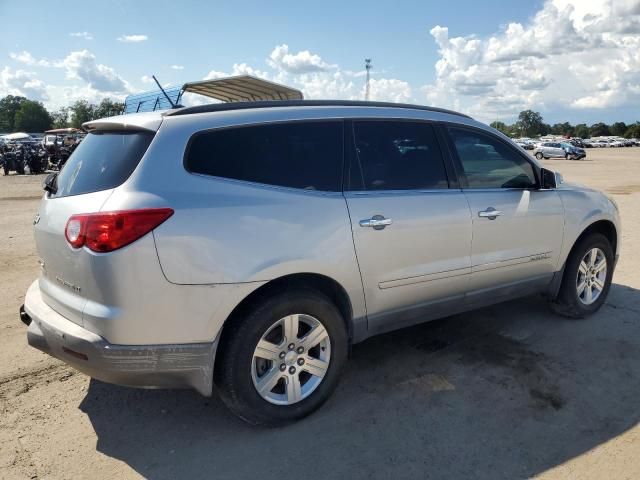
(251, 314), (331, 405)
(576, 247), (607, 305)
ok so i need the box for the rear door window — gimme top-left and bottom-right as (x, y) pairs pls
(348, 121), (448, 191)
(51, 131), (154, 198)
(185, 121), (343, 191)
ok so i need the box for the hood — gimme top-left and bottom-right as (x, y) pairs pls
(555, 181), (599, 193)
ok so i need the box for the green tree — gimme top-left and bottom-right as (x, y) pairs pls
(590, 122), (611, 137)
(0, 95), (28, 132)
(574, 123), (590, 139)
(610, 122), (627, 137)
(490, 121), (510, 135)
(551, 122), (574, 137)
(14, 100), (53, 132)
(69, 100), (95, 128)
(94, 98), (124, 119)
(51, 107), (70, 129)
(623, 122), (640, 139)
(515, 110), (545, 137)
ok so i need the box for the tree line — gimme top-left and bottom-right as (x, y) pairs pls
(0, 95), (124, 133)
(2, 96), (639, 139)
(490, 109), (640, 139)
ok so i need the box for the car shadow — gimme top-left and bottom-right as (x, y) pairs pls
(79, 282), (640, 479)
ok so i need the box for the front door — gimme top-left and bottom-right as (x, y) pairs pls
(444, 125), (564, 304)
(344, 120), (472, 335)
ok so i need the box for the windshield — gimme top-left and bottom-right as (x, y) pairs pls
(50, 131), (154, 198)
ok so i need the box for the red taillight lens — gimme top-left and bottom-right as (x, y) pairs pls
(65, 208), (174, 252)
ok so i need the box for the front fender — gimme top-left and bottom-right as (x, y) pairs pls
(556, 188), (620, 268)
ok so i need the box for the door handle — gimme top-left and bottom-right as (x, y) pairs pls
(478, 207), (502, 220)
(360, 215), (392, 230)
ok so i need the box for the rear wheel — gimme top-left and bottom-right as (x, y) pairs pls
(215, 289), (348, 426)
(535, 152), (544, 160)
(550, 233), (613, 318)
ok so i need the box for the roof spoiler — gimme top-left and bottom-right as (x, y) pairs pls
(123, 75), (303, 114)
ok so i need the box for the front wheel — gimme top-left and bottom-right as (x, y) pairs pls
(550, 233), (614, 318)
(215, 289), (348, 425)
(535, 152), (544, 160)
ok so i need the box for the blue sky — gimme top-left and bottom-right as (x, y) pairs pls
(1, 0), (639, 124)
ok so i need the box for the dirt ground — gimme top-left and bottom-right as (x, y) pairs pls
(1, 148), (639, 480)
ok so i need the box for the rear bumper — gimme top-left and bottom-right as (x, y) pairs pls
(23, 280), (217, 396)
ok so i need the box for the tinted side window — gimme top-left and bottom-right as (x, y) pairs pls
(51, 131), (154, 198)
(186, 121), (342, 191)
(448, 127), (537, 189)
(349, 121), (448, 191)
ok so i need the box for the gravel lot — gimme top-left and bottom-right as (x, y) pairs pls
(1, 148), (639, 480)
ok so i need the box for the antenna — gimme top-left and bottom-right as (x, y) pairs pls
(365, 59), (372, 101)
(152, 75), (176, 108)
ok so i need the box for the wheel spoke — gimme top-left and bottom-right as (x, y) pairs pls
(303, 357), (328, 378)
(595, 259), (607, 273)
(577, 280), (586, 296)
(255, 368), (282, 395)
(593, 277), (605, 291)
(282, 315), (300, 343)
(286, 374), (302, 403)
(589, 248), (598, 267)
(579, 262), (589, 275)
(300, 323), (329, 349)
(585, 284), (593, 304)
(255, 339), (282, 361)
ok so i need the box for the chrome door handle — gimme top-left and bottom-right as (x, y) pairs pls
(360, 215), (392, 230)
(478, 208), (502, 220)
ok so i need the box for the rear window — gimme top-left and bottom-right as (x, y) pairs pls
(50, 131), (154, 198)
(185, 121), (343, 191)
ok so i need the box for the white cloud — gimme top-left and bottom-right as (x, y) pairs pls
(70, 32), (93, 40)
(422, 0), (640, 121)
(9, 51), (51, 67)
(58, 50), (129, 93)
(170, 65), (184, 70)
(141, 75), (153, 84)
(366, 78), (412, 103)
(117, 34), (148, 43)
(268, 44), (334, 74)
(0, 67), (48, 101)
(203, 70), (228, 80)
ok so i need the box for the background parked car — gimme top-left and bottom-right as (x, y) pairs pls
(534, 142), (586, 160)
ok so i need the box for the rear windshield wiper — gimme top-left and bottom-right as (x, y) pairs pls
(43, 172), (58, 195)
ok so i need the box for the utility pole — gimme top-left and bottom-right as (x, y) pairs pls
(365, 59), (372, 101)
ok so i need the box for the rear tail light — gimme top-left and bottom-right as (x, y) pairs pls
(64, 208), (174, 252)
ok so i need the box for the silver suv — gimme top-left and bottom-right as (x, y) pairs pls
(534, 141), (586, 160)
(22, 101), (620, 425)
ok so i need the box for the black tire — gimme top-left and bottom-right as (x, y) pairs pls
(550, 233), (614, 318)
(215, 288), (348, 426)
(565, 153), (571, 160)
(535, 152), (544, 160)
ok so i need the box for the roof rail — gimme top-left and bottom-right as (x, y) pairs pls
(165, 100), (472, 119)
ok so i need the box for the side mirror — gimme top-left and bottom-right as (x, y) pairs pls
(540, 168), (562, 189)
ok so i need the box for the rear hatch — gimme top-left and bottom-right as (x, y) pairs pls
(34, 126), (156, 326)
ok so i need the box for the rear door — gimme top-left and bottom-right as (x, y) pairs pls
(344, 120), (472, 334)
(443, 125), (564, 303)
